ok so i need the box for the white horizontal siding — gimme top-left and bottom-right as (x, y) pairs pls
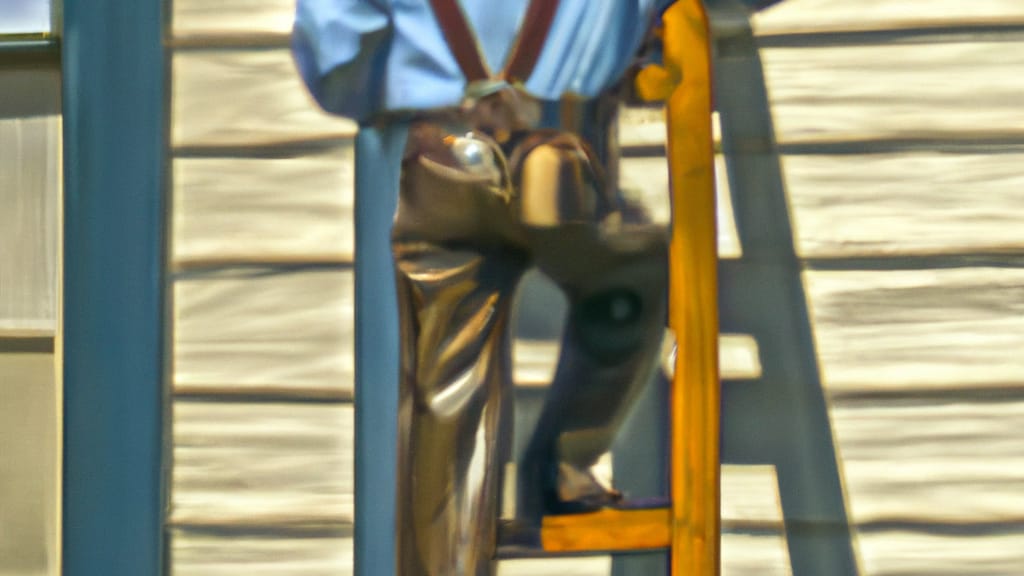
(754, 0), (1024, 33)
(172, 49), (356, 148)
(172, 402), (353, 526)
(761, 42), (1024, 144)
(174, 269), (354, 396)
(173, 148), (355, 267)
(786, 152), (1024, 257)
(807, 268), (1024, 390)
(168, 0), (1024, 574)
(173, 0), (294, 36)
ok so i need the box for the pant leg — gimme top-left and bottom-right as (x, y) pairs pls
(513, 133), (669, 521)
(519, 225), (667, 519)
(393, 121), (528, 576)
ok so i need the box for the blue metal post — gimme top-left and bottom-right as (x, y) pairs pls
(61, 0), (168, 574)
(353, 125), (407, 576)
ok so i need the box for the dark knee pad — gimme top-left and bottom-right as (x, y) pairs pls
(572, 287), (653, 364)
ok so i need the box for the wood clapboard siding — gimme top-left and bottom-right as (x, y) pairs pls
(172, 401), (353, 526)
(173, 0), (293, 36)
(169, 109), (741, 266)
(760, 41), (1024, 144)
(855, 532), (1024, 576)
(171, 531), (794, 576)
(786, 153), (1024, 257)
(832, 399), (1024, 524)
(173, 269), (354, 397)
(753, 0), (1024, 33)
(630, 148), (1024, 259)
(171, 531), (623, 576)
(172, 531), (1024, 576)
(171, 532), (352, 576)
(171, 269), (1024, 511)
(721, 466), (785, 527)
(172, 49), (356, 148)
(751, 2), (1024, 573)
(621, 64), (1024, 261)
(171, 337), (766, 528)
(168, 0), (1024, 574)
(172, 148), (354, 267)
(806, 268), (1024, 391)
(172, 264), (759, 397)
(720, 533), (791, 576)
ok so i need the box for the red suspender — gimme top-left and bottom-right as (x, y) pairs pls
(428, 0), (491, 81)
(427, 0), (561, 85)
(502, 0), (560, 83)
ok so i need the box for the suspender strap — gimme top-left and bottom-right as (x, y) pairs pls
(503, 0), (560, 83)
(428, 0), (561, 86)
(428, 0), (491, 81)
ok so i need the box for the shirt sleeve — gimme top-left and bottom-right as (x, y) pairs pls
(292, 0), (391, 121)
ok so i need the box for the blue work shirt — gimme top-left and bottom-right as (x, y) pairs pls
(293, 0), (673, 122)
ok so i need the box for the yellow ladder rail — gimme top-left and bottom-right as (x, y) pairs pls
(663, 1), (720, 574)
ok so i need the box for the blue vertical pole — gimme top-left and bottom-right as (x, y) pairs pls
(353, 125), (406, 576)
(61, 0), (168, 574)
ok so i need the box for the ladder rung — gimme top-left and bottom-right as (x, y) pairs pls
(541, 508), (672, 554)
(496, 507), (674, 557)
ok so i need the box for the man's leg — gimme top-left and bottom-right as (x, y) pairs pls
(394, 247), (524, 575)
(519, 226), (667, 520)
(393, 122), (527, 575)
(513, 133), (669, 522)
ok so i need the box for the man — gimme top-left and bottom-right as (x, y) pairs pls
(294, 2), (673, 573)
